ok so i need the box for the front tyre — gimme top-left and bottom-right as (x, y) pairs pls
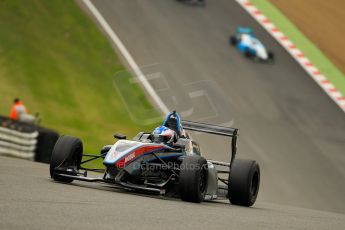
(228, 159), (260, 207)
(245, 49), (253, 58)
(179, 155), (208, 203)
(268, 51), (275, 63)
(50, 135), (83, 183)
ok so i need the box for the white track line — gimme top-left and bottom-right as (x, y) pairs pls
(82, 0), (170, 115)
(236, 0), (345, 113)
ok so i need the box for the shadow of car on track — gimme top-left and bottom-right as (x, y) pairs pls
(49, 178), (262, 210)
(175, 0), (206, 7)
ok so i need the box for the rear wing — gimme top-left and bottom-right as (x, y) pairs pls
(181, 120), (239, 167)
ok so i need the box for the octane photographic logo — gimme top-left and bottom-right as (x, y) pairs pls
(113, 63), (234, 127)
(130, 161), (207, 171)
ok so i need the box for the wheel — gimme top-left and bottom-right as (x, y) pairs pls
(245, 49), (252, 58)
(34, 128), (59, 163)
(49, 135), (83, 183)
(228, 159), (260, 207)
(268, 51), (275, 63)
(179, 155), (208, 203)
(230, 35), (238, 46)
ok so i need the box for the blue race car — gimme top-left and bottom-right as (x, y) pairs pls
(49, 111), (260, 206)
(230, 27), (274, 63)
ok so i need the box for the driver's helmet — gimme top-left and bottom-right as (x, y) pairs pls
(152, 126), (177, 143)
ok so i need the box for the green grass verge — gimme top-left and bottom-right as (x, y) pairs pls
(0, 0), (160, 167)
(250, 0), (345, 96)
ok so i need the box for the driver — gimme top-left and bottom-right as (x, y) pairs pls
(152, 126), (178, 144)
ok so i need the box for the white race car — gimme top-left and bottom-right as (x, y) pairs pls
(230, 27), (274, 63)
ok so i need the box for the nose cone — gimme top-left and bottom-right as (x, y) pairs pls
(256, 46), (268, 60)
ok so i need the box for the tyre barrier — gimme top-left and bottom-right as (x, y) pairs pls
(35, 127), (60, 163)
(0, 126), (38, 160)
(0, 115), (59, 163)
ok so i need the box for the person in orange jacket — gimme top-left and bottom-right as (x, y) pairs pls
(10, 98), (36, 123)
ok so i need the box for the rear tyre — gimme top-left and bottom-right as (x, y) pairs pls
(179, 155), (208, 203)
(50, 135), (83, 183)
(228, 159), (260, 207)
(230, 35), (238, 46)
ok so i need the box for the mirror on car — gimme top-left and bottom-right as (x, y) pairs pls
(114, 133), (127, 140)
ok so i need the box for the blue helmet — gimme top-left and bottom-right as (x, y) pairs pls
(162, 111), (182, 136)
(152, 126), (177, 143)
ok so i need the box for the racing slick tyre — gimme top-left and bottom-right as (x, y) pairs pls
(228, 159), (260, 207)
(179, 155), (208, 203)
(50, 135), (83, 183)
(34, 128), (59, 163)
(268, 51), (275, 63)
(245, 49), (252, 58)
(230, 35), (237, 46)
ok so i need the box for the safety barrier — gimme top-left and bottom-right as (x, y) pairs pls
(0, 115), (59, 163)
(0, 127), (38, 160)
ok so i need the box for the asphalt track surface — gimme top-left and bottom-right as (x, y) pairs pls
(2, 1), (345, 229)
(1, 156), (345, 230)
(88, 0), (345, 213)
